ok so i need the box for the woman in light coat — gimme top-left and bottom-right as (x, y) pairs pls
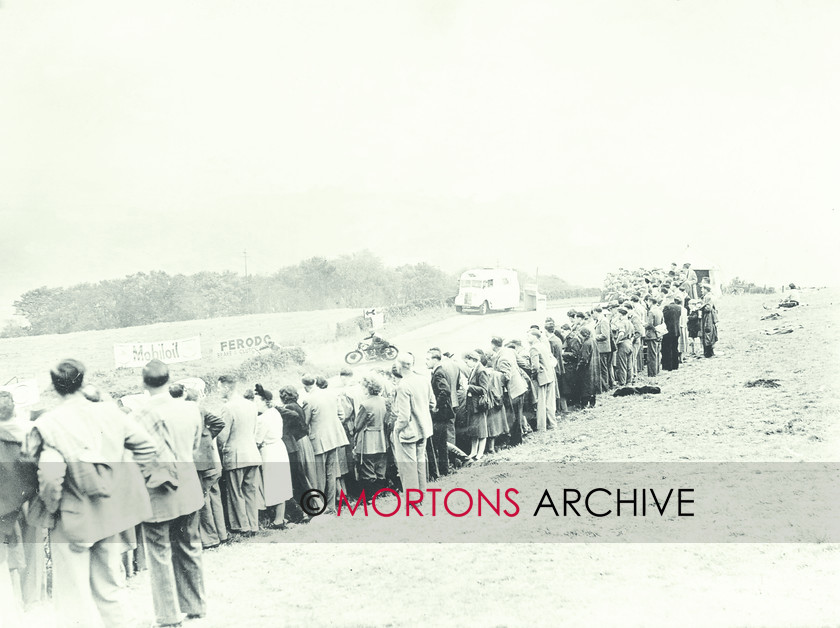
(254, 384), (294, 529)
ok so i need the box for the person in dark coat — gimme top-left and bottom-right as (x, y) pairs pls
(463, 351), (490, 460)
(562, 327), (583, 408)
(700, 286), (719, 357)
(0, 391), (36, 620)
(576, 328), (600, 408)
(277, 386), (317, 518)
(426, 349), (456, 476)
(661, 296), (682, 371)
(477, 350), (506, 455)
(491, 337), (529, 442)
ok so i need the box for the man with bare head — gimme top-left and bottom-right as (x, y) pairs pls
(392, 353), (434, 492)
(133, 359), (206, 625)
(29, 359), (159, 627)
(217, 374), (261, 536)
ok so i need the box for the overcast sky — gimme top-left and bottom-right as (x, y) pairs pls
(1, 0), (838, 320)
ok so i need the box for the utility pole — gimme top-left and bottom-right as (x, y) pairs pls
(243, 249), (248, 277)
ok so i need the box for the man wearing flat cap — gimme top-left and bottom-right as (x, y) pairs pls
(543, 318), (568, 413)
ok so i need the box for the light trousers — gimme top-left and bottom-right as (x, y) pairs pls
(314, 448), (339, 511)
(534, 382), (553, 431)
(50, 524), (127, 628)
(392, 436), (427, 492)
(224, 466), (260, 533)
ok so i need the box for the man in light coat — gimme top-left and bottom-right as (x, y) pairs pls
(29, 359), (159, 628)
(216, 375), (262, 535)
(305, 377), (350, 512)
(527, 330), (555, 431)
(133, 360), (206, 626)
(392, 353), (434, 492)
(180, 388), (227, 550)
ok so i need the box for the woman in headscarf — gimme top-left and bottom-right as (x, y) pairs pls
(353, 374), (388, 497)
(700, 285), (719, 358)
(477, 349), (506, 455)
(463, 351), (490, 460)
(576, 327), (600, 408)
(277, 385), (317, 516)
(254, 384), (294, 529)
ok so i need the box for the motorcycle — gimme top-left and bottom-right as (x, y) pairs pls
(344, 334), (399, 364)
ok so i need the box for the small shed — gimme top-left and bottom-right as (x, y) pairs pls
(523, 284), (547, 312)
(676, 246), (725, 297)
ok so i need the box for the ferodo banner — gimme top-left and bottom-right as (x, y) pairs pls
(216, 334), (273, 357)
(114, 336), (202, 368)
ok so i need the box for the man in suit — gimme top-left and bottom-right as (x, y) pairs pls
(392, 353), (434, 492)
(216, 375), (261, 535)
(179, 388), (227, 550)
(305, 377), (350, 512)
(561, 327), (583, 408)
(644, 295), (665, 377)
(527, 329), (555, 431)
(133, 360), (206, 626)
(425, 349), (455, 476)
(683, 263), (698, 298)
(490, 337), (528, 439)
(662, 297), (682, 371)
(593, 307), (613, 393)
(29, 359), (159, 628)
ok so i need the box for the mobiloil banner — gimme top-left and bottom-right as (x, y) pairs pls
(114, 336), (201, 368)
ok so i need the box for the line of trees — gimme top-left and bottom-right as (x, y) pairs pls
(2, 251), (597, 337)
(722, 277), (776, 295)
(516, 271), (601, 300)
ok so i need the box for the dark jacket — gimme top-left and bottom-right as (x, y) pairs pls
(439, 357), (462, 409)
(662, 303), (682, 337)
(0, 422), (37, 536)
(466, 364), (491, 417)
(430, 364), (455, 422)
(194, 406), (225, 472)
(279, 403), (308, 442)
(576, 336), (600, 397)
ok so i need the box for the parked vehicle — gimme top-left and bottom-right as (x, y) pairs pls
(344, 332), (399, 364)
(454, 268), (520, 314)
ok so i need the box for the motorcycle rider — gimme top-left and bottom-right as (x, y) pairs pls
(365, 330), (391, 356)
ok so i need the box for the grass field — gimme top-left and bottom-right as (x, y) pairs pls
(18, 290), (840, 626)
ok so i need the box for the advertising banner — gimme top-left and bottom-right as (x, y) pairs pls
(114, 336), (202, 368)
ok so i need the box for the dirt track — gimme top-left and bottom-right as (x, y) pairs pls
(23, 290), (840, 627)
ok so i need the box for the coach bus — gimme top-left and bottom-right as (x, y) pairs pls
(454, 268), (520, 314)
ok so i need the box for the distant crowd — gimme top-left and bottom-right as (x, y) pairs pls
(0, 261), (721, 627)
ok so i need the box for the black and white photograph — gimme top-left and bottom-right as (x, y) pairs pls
(1, 1), (838, 626)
